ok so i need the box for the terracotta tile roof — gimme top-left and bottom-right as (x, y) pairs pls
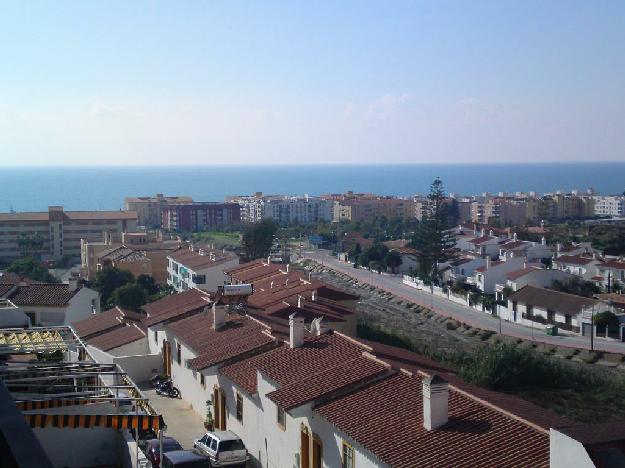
(142, 288), (211, 327)
(469, 235), (497, 245)
(500, 240), (528, 250)
(392, 246), (418, 255)
(0, 284), (15, 297)
(99, 246), (147, 262)
(601, 259), (625, 270)
(168, 248), (237, 271)
(506, 266), (542, 281)
(557, 421), (625, 446)
(554, 254), (595, 265)
(73, 306), (143, 338)
(266, 355), (389, 410)
(86, 324), (145, 351)
(315, 372), (550, 468)
(223, 259), (264, 275)
(231, 263), (284, 283)
(596, 293), (625, 306)
(167, 311), (275, 370)
(220, 332), (369, 395)
(7, 284), (80, 307)
(508, 285), (598, 315)
(0, 272), (37, 285)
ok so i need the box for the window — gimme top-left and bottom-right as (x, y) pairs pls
(177, 343), (181, 365)
(209, 436), (218, 451)
(200, 374), (205, 389)
(277, 405), (286, 429)
(236, 393), (243, 422)
(342, 442), (355, 468)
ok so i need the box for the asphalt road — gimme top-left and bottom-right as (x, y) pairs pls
(302, 249), (625, 354)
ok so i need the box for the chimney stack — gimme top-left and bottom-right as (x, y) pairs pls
(67, 277), (78, 292)
(289, 313), (304, 348)
(486, 257), (491, 269)
(513, 232), (517, 242)
(489, 229), (494, 237)
(297, 295), (304, 309)
(480, 228), (485, 237)
(311, 290), (317, 301)
(311, 317), (329, 336)
(213, 303), (226, 330)
(270, 281), (274, 289)
(541, 236), (546, 246)
(423, 374), (449, 431)
(286, 264), (290, 273)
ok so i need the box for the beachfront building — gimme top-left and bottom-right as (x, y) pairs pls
(161, 203), (240, 232)
(167, 245), (239, 293)
(594, 196), (625, 217)
(124, 193), (193, 228)
(228, 193), (333, 225)
(0, 206), (138, 262)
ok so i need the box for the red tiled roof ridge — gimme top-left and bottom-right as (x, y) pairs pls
(334, 331), (374, 352)
(446, 380), (548, 435)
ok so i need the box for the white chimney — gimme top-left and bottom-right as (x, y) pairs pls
(311, 290), (317, 301)
(480, 228), (485, 237)
(486, 257), (491, 269)
(270, 281), (274, 289)
(523, 261), (527, 269)
(213, 303), (226, 330)
(297, 295), (304, 309)
(513, 232), (517, 241)
(489, 229), (493, 237)
(423, 374), (449, 431)
(267, 256), (271, 265)
(67, 277), (78, 292)
(286, 264), (290, 273)
(541, 236), (546, 246)
(289, 313), (304, 348)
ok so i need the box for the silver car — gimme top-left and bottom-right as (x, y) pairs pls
(193, 431), (249, 467)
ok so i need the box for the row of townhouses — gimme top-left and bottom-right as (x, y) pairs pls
(71, 259), (625, 467)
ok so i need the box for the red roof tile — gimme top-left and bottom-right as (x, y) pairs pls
(7, 284), (81, 306)
(475, 261), (503, 272)
(469, 235), (497, 245)
(267, 355), (389, 410)
(554, 254), (595, 265)
(168, 248), (237, 271)
(86, 324), (145, 351)
(73, 306), (144, 338)
(167, 310), (275, 370)
(143, 289), (211, 327)
(506, 266), (542, 281)
(601, 259), (625, 270)
(315, 372), (549, 468)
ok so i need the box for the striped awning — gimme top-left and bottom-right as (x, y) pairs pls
(24, 413), (165, 430)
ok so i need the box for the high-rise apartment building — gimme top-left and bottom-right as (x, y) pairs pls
(0, 206), (138, 262)
(161, 203), (241, 231)
(124, 194), (193, 228)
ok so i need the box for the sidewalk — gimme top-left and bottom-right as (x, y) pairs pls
(302, 250), (625, 354)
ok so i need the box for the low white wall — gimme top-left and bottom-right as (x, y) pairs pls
(115, 353), (163, 383)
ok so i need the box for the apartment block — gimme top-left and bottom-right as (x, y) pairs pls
(161, 202), (241, 231)
(334, 197), (415, 223)
(124, 194), (193, 228)
(0, 206), (138, 262)
(594, 196), (625, 217)
(228, 193), (333, 224)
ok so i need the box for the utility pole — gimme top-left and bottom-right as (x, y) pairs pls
(590, 305), (595, 352)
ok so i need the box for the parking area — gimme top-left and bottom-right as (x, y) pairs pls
(141, 385), (205, 449)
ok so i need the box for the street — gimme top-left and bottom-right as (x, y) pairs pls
(302, 249), (625, 354)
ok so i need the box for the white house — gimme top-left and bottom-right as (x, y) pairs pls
(504, 285), (600, 333)
(553, 254), (603, 281)
(0, 279), (100, 327)
(495, 265), (575, 302)
(469, 256), (526, 294)
(167, 245), (239, 293)
(596, 258), (625, 290)
(498, 234), (553, 262)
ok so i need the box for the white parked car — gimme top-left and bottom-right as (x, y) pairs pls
(193, 431), (249, 467)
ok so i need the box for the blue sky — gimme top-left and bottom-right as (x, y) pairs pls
(0, 1), (624, 165)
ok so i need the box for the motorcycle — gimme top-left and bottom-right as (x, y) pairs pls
(155, 379), (181, 399)
(149, 371), (168, 388)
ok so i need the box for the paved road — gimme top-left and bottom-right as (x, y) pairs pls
(142, 386), (205, 449)
(302, 250), (625, 354)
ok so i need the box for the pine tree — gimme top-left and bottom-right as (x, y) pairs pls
(412, 178), (456, 284)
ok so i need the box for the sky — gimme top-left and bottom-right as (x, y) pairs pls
(0, 1), (624, 166)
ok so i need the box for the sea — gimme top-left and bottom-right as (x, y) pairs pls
(1, 162), (624, 212)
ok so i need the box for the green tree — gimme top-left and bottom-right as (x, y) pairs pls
(411, 178), (456, 284)
(93, 267), (135, 307)
(550, 277), (601, 298)
(242, 219), (278, 260)
(349, 243), (362, 266)
(6, 257), (57, 283)
(112, 283), (148, 311)
(136, 274), (159, 296)
(383, 250), (403, 274)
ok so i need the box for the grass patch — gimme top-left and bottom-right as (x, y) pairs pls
(191, 231), (241, 247)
